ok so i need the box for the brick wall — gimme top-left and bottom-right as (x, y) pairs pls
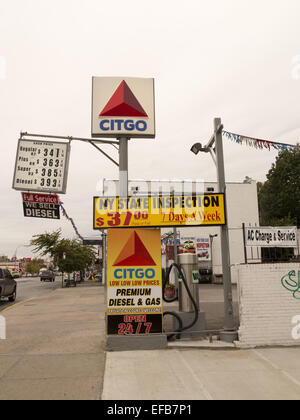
(237, 263), (300, 347)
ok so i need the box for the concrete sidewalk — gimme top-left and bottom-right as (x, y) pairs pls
(1, 285), (300, 400)
(0, 286), (105, 400)
(102, 348), (300, 400)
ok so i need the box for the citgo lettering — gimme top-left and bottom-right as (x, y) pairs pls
(100, 119), (147, 132)
(114, 268), (155, 280)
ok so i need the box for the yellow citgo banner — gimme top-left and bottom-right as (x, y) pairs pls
(94, 193), (226, 229)
(107, 229), (163, 335)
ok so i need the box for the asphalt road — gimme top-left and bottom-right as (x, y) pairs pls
(0, 276), (62, 312)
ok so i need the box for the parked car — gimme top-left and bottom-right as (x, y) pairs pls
(10, 271), (20, 279)
(0, 269), (17, 302)
(40, 270), (55, 282)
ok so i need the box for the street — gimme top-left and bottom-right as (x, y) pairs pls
(0, 284), (105, 400)
(0, 276), (62, 313)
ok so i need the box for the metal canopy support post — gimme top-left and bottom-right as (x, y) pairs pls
(214, 118), (238, 343)
(242, 223), (248, 264)
(173, 227), (178, 264)
(119, 137), (129, 197)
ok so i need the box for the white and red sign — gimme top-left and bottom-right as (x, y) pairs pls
(22, 193), (60, 220)
(92, 77), (155, 138)
(22, 193), (59, 205)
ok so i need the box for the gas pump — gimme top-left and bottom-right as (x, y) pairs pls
(163, 253), (206, 341)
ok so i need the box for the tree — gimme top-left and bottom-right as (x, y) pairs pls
(30, 229), (96, 273)
(258, 145), (300, 227)
(25, 258), (45, 275)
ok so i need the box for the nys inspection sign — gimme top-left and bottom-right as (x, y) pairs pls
(93, 194), (226, 229)
(107, 229), (163, 336)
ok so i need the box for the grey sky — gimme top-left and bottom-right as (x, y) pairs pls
(1, 0), (300, 258)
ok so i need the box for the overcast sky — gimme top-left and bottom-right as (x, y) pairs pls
(1, 0), (300, 258)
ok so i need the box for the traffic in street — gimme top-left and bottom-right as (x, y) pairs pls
(0, 276), (61, 313)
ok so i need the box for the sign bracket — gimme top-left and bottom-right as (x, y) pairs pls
(19, 132), (120, 169)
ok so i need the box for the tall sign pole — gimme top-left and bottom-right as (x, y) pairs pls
(214, 118), (238, 342)
(119, 137), (129, 197)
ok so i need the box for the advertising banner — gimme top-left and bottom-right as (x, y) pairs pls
(107, 229), (163, 336)
(245, 226), (298, 248)
(94, 194), (226, 229)
(180, 236), (211, 261)
(22, 192), (60, 219)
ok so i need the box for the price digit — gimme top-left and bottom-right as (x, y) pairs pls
(107, 213), (121, 227)
(122, 212), (132, 226)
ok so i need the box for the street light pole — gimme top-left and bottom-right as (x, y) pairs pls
(190, 118), (238, 343)
(214, 118), (238, 342)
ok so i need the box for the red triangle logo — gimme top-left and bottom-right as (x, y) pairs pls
(113, 231), (156, 266)
(100, 80), (148, 118)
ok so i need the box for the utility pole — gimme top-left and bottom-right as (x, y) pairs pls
(214, 118), (238, 342)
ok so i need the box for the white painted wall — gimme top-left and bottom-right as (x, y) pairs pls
(237, 263), (300, 347)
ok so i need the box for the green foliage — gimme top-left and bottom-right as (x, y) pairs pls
(30, 230), (96, 273)
(31, 230), (61, 256)
(25, 258), (45, 275)
(258, 145), (300, 227)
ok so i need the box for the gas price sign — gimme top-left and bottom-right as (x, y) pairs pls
(12, 139), (70, 194)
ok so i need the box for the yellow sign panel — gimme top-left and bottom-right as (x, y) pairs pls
(94, 194), (226, 229)
(107, 229), (163, 335)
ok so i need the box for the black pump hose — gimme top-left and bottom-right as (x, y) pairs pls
(163, 263), (199, 341)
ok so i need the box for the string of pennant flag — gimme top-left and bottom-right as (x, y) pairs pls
(222, 130), (297, 152)
(59, 201), (84, 241)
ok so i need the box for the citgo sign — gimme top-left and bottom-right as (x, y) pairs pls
(107, 229), (163, 336)
(91, 77), (155, 138)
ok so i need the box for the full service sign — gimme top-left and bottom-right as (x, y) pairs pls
(12, 139), (70, 194)
(107, 229), (163, 336)
(245, 226), (298, 248)
(92, 77), (155, 138)
(94, 194), (226, 229)
(22, 193), (60, 220)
